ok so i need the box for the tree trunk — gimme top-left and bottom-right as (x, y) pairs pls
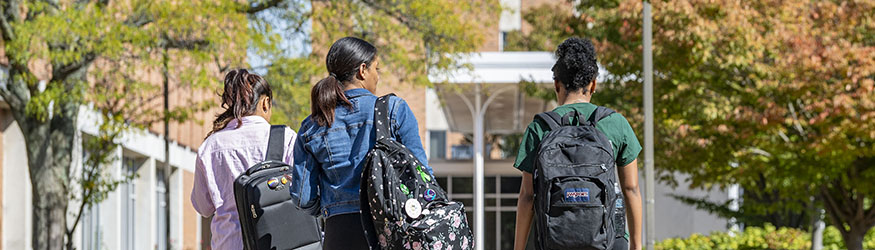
(840, 228), (866, 250)
(17, 101), (78, 250)
(31, 166), (68, 250)
(821, 184), (875, 250)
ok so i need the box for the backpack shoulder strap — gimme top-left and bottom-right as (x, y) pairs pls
(535, 111), (563, 131)
(587, 106), (617, 126)
(374, 93), (395, 140)
(265, 125), (286, 161)
(360, 168), (380, 249)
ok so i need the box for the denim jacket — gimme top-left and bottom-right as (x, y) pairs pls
(290, 88), (433, 218)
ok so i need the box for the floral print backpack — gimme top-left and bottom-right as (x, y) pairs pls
(360, 94), (474, 250)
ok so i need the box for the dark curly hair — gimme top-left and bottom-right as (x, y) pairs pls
(552, 37), (599, 93)
(207, 69), (273, 138)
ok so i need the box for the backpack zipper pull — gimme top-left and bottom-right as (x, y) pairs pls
(600, 164), (607, 172)
(251, 205), (257, 219)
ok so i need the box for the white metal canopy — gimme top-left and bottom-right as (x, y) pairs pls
(429, 51), (556, 250)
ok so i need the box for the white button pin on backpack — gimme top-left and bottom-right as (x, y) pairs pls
(405, 199), (422, 218)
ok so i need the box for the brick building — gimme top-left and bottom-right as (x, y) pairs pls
(0, 1), (732, 250)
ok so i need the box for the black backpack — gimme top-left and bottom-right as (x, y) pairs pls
(360, 94), (474, 250)
(533, 107), (619, 250)
(233, 125), (322, 250)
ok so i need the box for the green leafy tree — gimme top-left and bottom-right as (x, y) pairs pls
(506, 1), (875, 249)
(0, 0), (497, 249)
(263, 0), (499, 128)
(0, 0), (286, 249)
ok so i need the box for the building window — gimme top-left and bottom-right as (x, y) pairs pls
(81, 144), (101, 250)
(437, 175), (522, 250)
(81, 203), (101, 250)
(499, 31), (508, 51)
(451, 144), (493, 160)
(156, 168), (168, 250)
(122, 157), (137, 250)
(451, 145), (473, 160)
(429, 130), (447, 160)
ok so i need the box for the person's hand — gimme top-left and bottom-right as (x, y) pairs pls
(629, 242), (642, 250)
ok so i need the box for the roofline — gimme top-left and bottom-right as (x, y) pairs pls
(429, 51), (556, 84)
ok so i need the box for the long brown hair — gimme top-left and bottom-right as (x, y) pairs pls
(207, 69), (273, 138)
(311, 37), (377, 127)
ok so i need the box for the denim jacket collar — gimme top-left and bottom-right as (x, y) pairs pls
(345, 88), (374, 99)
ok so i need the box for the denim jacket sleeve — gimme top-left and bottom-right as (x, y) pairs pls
(390, 97), (434, 176)
(290, 134), (321, 216)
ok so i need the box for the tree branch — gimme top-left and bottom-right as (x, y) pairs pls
(245, 0), (283, 14)
(834, 179), (857, 218)
(865, 200), (875, 222)
(162, 36), (210, 50)
(787, 102), (807, 137)
(360, 0), (416, 29)
(0, 67), (32, 116)
(213, 55), (231, 73)
(358, 0), (458, 50)
(51, 53), (96, 83)
(67, 179), (92, 236)
(822, 186), (850, 236)
(123, 5), (154, 28)
(0, 11), (13, 41)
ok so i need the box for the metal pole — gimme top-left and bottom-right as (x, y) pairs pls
(473, 83), (485, 250)
(643, 1), (656, 250)
(162, 46), (172, 250)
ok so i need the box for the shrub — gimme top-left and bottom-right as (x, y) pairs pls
(655, 224), (875, 250)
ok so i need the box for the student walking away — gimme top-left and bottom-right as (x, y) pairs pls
(289, 37), (436, 250)
(513, 37), (643, 250)
(191, 69), (298, 250)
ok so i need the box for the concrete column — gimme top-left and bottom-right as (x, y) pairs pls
(2, 122), (31, 250)
(101, 146), (125, 250)
(473, 83), (485, 250)
(136, 157), (156, 250)
(170, 167), (183, 249)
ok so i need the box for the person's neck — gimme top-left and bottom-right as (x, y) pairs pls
(343, 81), (364, 91)
(560, 93), (591, 106)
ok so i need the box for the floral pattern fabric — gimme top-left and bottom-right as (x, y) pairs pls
(361, 95), (474, 250)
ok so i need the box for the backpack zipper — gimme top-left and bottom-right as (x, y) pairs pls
(251, 205), (257, 219)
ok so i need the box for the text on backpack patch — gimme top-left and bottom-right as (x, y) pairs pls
(564, 188), (590, 202)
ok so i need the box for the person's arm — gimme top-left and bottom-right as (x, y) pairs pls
(512, 117), (544, 250)
(514, 172), (535, 250)
(618, 159), (642, 250)
(390, 97), (433, 175)
(190, 156), (217, 217)
(283, 127), (297, 165)
(289, 135), (321, 216)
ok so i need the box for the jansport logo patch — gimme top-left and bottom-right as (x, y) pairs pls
(564, 188), (590, 202)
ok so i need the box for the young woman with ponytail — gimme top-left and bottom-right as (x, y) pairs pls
(290, 37), (433, 250)
(190, 69), (297, 250)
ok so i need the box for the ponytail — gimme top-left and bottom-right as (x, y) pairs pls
(208, 69), (273, 138)
(309, 36), (377, 127)
(311, 74), (352, 127)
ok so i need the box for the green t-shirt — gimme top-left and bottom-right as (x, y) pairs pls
(513, 103), (642, 173)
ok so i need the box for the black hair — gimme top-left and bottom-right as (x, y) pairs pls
(311, 36), (377, 127)
(552, 37), (599, 93)
(208, 69), (273, 137)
